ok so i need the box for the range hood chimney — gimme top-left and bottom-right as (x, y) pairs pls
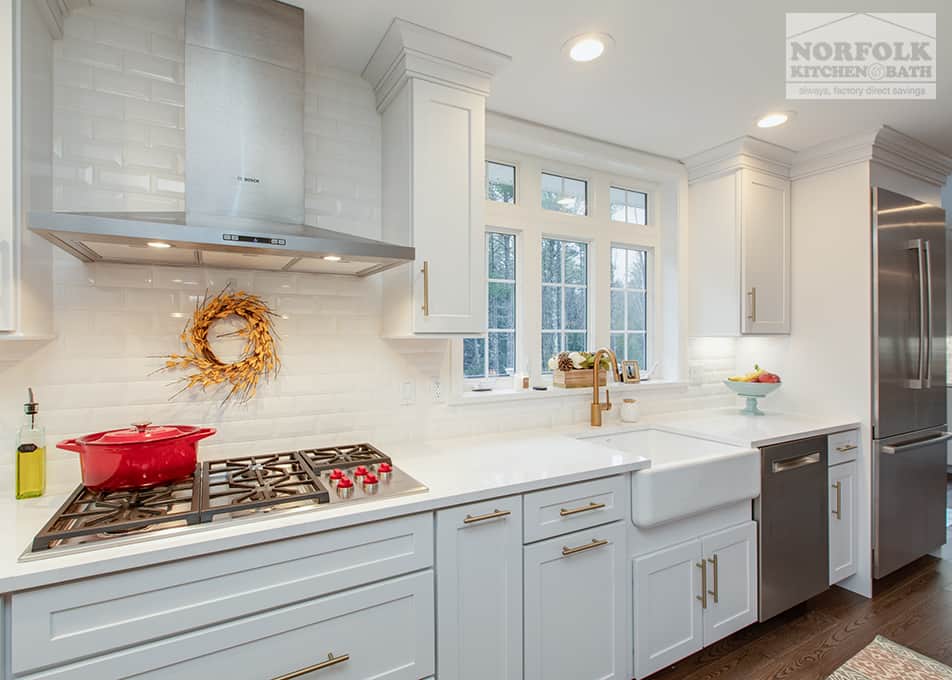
(30, 0), (414, 276)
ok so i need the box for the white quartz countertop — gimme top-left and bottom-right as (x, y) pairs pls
(0, 407), (859, 593)
(0, 429), (651, 592)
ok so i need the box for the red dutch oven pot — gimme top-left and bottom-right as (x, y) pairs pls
(57, 422), (216, 491)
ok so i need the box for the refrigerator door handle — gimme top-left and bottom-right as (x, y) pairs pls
(881, 431), (952, 455)
(923, 239), (933, 388)
(905, 238), (927, 389)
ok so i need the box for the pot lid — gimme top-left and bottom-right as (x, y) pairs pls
(82, 422), (202, 445)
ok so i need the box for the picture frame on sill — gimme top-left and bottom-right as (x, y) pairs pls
(622, 360), (640, 384)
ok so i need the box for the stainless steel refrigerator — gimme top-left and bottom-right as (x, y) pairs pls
(873, 187), (950, 579)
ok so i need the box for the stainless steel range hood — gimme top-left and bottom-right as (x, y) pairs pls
(29, 0), (413, 277)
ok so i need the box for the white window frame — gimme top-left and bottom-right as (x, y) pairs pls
(463, 229), (519, 386)
(541, 236), (590, 372)
(609, 185), (648, 225)
(609, 244), (651, 369)
(486, 160), (517, 204)
(452, 144), (665, 398)
(541, 171), (588, 216)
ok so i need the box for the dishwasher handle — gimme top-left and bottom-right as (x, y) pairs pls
(771, 451), (821, 473)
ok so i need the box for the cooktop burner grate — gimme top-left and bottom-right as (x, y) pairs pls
(31, 475), (201, 551)
(201, 452), (330, 521)
(296, 443), (390, 472)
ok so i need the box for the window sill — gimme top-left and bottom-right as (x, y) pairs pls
(448, 379), (688, 406)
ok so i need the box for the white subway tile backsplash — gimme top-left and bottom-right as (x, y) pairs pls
(63, 139), (123, 166)
(151, 81), (185, 106)
(149, 126), (185, 149)
(56, 85), (125, 119)
(123, 51), (182, 83)
(150, 33), (185, 62)
(94, 18), (150, 53)
(94, 68), (151, 99)
(57, 38), (123, 71)
(124, 97), (183, 127)
(54, 58), (93, 89)
(98, 167), (151, 192)
(94, 118), (149, 144)
(123, 143), (180, 171)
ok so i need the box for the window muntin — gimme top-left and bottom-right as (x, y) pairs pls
(487, 161), (516, 203)
(463, 232), (516, 379)
(610, 186), (647, 225)
(542, 238), (588, 371)
(610, 245), (648, 369)
(541, 172), (587, 216)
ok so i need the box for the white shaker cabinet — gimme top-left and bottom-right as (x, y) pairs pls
(0, 0), (53, 350)
(686, 138), (792, 336)
(633, 521), (757, 678)
(364, 19), (509, 337)
(700, 522), (758, 645)
(524, 521), (627, 680)
(436, 496), (523, 680)
(829, 460), (858, 584)
(633, 539), (703, 678)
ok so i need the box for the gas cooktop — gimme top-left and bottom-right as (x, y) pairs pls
(26, 444), (426, 557)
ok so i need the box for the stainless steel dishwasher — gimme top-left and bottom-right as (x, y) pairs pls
(754, 435), (829, 621)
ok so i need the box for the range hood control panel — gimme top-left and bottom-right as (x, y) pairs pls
(222, 234), (287, 246)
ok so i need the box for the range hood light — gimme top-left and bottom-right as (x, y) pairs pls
(323, 255), (342, 262)
(147, 241), (172, 249)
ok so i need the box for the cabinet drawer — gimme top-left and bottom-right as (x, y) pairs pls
(523, 476), (626, 543)
(828, 429), (860, 465)
(22, 571), (435, 680)
(12, 513), (433, 675)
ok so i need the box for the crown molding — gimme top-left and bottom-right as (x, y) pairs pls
(791, 126), (952, 186)
(683, 136), (794, 184)
(362, 18), (511, 112)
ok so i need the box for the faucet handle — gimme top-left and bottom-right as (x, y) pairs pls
(604, 388), (612, 410)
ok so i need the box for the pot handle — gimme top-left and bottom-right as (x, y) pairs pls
(57, 438), (82, 453)
(191, 427), (217, 442)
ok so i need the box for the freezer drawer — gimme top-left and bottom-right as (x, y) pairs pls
(755, 435), (829, 621)
(874, 427), (951, 579)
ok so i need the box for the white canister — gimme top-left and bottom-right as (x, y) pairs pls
(620, 398), (640, 423)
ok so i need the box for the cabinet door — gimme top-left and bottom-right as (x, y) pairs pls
(524, 521), (627, 680)
(410, 78), (486, 333)
(829, 461), (857, 584)
(700, 522), (757, 646)
(437, 496), (523, 680)
(633, 539), (703, 679)
(740, 169), (790, 334)
(0, 0), (14, 331)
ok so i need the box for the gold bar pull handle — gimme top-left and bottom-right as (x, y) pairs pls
(835, 444), (857, 453)
(463, 509), (511, 524)
(747, 287), (757, 322)
(420, 261), (430, 316)
(696, 559), (708, 609)
(708, 554), (719, 604)
(832, 481), (842, 520)
(560, 501), (606, 517)
(562, 538), (609, 556)
(273, 653), (350, 680)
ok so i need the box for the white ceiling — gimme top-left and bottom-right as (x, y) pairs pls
(297, 0), (951, 161)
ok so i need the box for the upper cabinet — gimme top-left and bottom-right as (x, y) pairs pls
(0, 0), (55, 353)
(364, 19), (510, 336)
(686, 138), (792, 336)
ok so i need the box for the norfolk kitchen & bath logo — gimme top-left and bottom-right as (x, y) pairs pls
(786, 13), (935, 99)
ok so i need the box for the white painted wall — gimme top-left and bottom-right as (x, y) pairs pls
(0, 1), (730, 481)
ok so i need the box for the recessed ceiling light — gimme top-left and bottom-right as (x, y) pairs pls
(563, 33), (614, 63)
(147, 241), (171, 249)
(323, 255), (342, 262)
(757, 112), (790, 129)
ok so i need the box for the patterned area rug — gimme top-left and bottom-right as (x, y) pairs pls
(827, 636), (952, 680)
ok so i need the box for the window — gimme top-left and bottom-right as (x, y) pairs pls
(463, 232), (516, 379)
(487, 161), (516, 203)
(541, 172), (587, 216)
(610, 187), (647, 225)
(610, 246), (648, 368)
(541, 238), (588, 370)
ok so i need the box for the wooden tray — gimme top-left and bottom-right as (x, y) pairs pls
(553, 369), (607, 388)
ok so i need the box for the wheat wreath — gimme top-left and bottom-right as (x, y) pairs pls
(160, 288), (280, 404)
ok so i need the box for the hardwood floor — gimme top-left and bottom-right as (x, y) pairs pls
(647, 478), (952, 680)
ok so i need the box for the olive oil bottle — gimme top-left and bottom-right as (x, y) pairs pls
(16, 388), (45, 499)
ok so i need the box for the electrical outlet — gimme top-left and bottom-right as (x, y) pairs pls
(688, 365), (705, 386)
(400, 380), (415, 405)
(431, 377), (443, 403)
